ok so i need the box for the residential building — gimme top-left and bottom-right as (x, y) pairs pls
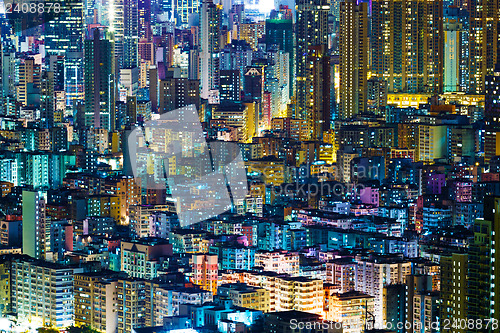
(192, 254), (218, 295)
(355, 254), (412, 326)
(218, 283), (270, 312)
(121, 238), (173, 279)
(327, 291), (374, 333)
(11, 257), (74, 328)
(254, 250), (300, 275)
(339, 0), (368, 119)
(74, 272), (119, 333)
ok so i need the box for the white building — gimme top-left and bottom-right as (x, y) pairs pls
(151, 287), (213, 325)
(355, 254), (411, 326)
(22, 190), (46, 259)
(12, 258), (74, 328)
(254, 250), (300, 276)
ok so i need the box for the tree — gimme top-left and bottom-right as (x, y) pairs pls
(37, 328), (59, 333)
(66, 326), (100, 333)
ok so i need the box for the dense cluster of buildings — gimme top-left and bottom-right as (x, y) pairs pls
(0, 0), (500, 332)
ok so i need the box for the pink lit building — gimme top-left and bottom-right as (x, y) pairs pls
(360, 186), (379, 206)
(192, 254), (219, 295)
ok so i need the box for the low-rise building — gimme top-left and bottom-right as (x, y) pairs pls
(74, 272), (120, 333)
(121, 238), (173, 279)
(11, 257), (74, 328)
(192, 254), (218, 295)
(218, 283), (270, 312)
(355, 254), (412, 326)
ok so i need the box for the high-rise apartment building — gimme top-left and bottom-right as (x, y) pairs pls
(40, 71), (55, 128)
(65, 51), (85, 109)
(239, 21), (265, 51)
(17, 57), (41, 107)
(44, 0), (84, 56)
(0, 256), (11, 316)
(220, 70), (240, 103)
(175, 0), (201, 27)
(485, 64), (500, 126)
(371, 0), (444, 94)
(43, 1), (84, 109)
(271, 117), (310, 141)
(129, 204), (175, 238)
(84, 28), (116, 131)
(254, 250), (300, 275)
(485, 65), (500, 163)
(383, 284), (406, 333)
(138, 0), (151, 38)
(467, 196), (500, 331)
(445, 6), (470, 92)
(218, 283), (270, 312)
(306, 45), (331, 140)
(74, 272), (119, 333)
(411, 291), (440, 333)
(327, 291), (374, 333)
(110, 0), (125, 69)
(116, 278), (147, 333)
(339, 0), (368, 119)
(295, 0), (329, 120)
(469, 0), (499, 94)
(265, 49), (291, 118)
(418, 124), (447, 163)
(0, 46), (16, 116)
(405, 0), (444, 93)
(146, 285), (212, 325)
(326, 259), (356, 293)
(220, 40), (253, 91)
(444, 19), (462, 92)
(120, 238), (172, 279)
(199, 0), (221, 99)
(367, 77), (388, 115)
(403, 274), (439, 332)
(371, 0), (404, 92)
(123, 0), (139, 69)
(274, 277), (324, 315)
(48, 55), (65, 91)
